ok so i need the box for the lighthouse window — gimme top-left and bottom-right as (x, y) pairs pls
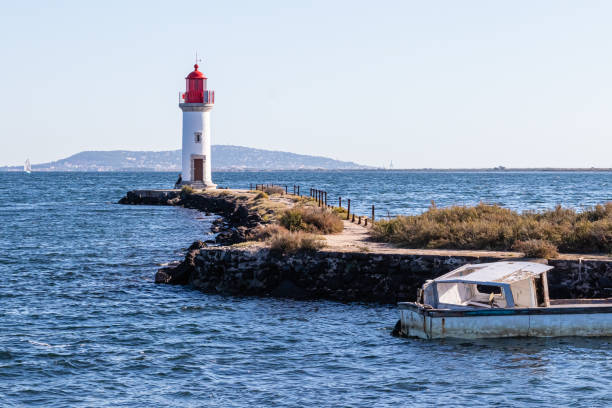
(194, 132), (202, 143)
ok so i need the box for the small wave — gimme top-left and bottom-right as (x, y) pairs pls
(158, 261), (181, 267)
(27, 340), (68, 349)
(181, 305), (204, 311)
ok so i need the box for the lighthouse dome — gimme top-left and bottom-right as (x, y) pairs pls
(186, 64), (207, 79)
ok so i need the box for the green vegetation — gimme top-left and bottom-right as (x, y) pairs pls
(371, 202), (612, 255)
(181, 185), (194, 195)
(332, 206), (349, 219)
(280, 209), (303, 231)
(279, 206), (344, 234)
(255, 191), (269, 200)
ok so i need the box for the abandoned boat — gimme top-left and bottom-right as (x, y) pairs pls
(398, 261), (612, 339)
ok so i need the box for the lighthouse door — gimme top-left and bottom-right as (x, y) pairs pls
(193, 158), (204, 181)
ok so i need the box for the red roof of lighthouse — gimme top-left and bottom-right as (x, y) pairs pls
(186, 64), (207, 79)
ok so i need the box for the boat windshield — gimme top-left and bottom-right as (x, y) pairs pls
(434, 282), (509, 309)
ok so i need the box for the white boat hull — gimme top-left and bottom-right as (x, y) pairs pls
(399, 303), (612, 339)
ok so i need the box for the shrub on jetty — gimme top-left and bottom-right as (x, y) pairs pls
(280, 209), (303, 231)
(262, 186), (285, 195)
(269, 230), (326, 253)
(279, 206), (344, 234)
(371, 202), (612, 255)
(181, 185), (194, 195)
(249, 224), (288, 241)
(332, 206), (349, 219)
(512, 240), (559, 258)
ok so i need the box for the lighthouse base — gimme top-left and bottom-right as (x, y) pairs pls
(176, 181), (217, 190)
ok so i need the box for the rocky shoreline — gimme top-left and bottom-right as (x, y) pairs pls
(119, 189), (612, 304)
(119, 189), (266, 245)
(154, 246), (612, 303)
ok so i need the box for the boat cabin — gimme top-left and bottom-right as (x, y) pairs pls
(420, 261), (553, 310)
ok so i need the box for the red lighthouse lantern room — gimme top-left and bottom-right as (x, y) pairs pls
(182, 64), (214, 104)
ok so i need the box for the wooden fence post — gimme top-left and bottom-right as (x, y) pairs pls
(285, 185), (288, 194)
(346, 199), (351, 220)
(297, 185), (300, 196)
(339, 197), (342, 208)
(324, 191), (327, 207)
(372, 205), (375, 223)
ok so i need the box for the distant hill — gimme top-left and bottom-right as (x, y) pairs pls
(0, 146), (370, 171)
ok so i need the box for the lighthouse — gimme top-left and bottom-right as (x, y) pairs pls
(178, 62), (216, 189)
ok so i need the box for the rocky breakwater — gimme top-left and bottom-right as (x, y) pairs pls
(120, 189), (612, 303)
(155, 245), (612, 303)
(118, 189), (266, 245)
(164, 247), (507, 303)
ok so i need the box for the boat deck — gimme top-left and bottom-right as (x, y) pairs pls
(550, 298), (612, 308)
(552, 303), (612, 308)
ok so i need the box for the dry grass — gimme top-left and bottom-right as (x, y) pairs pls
(512, 239), (559, 258)
(371, 202), (612, 255)
(279, 206), (344, 234)
(248, 224), (288, 241)
(250, 199), (288, 222)
(255, 192), (269, 200)
(231, 241), (259, 248)
(268, 230), (326, 253)
(262, 186), (285, 195)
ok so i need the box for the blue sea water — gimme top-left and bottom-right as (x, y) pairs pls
(217, 170), (612, 217)
(0, 171), (611, 407)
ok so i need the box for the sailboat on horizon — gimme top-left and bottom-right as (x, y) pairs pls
(24, 158), (32, 173)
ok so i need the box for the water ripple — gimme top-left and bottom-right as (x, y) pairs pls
(0, 171), (611, 407)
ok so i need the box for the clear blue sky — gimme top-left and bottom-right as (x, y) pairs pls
(1, 1), (611, 168)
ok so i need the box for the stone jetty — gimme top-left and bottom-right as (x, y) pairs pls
(119, 189), (612, 303)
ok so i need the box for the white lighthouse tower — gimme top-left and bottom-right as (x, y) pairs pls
(178, 62), (216, 189)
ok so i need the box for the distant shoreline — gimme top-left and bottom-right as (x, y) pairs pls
(2, 147), (610, 172)
(1, 167), (611, 172)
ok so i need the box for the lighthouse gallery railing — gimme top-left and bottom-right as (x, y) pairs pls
(179, 90), (215, 104)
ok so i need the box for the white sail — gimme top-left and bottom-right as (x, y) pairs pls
(24, 159), (31, 173)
